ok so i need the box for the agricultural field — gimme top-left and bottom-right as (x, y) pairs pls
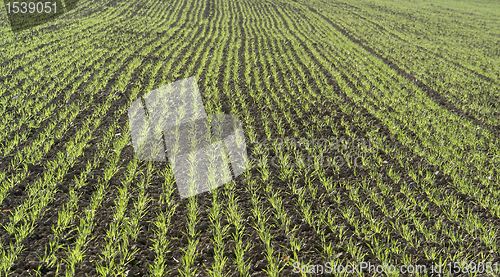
(0, 0), (500, 275)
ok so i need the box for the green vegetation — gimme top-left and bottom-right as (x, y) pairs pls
(0, 0), (499, 275)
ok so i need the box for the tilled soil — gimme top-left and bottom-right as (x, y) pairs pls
(2, 0), (500, 276)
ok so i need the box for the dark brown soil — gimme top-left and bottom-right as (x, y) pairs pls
(1, 0), (500, 276)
